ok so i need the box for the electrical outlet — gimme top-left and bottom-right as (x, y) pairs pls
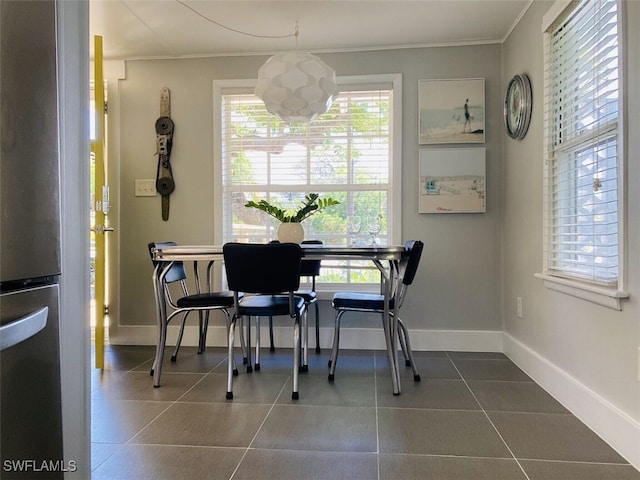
(135, 179), (157, 197)
(516, 297), (523, 318)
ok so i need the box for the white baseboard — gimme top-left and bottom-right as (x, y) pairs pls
(108, 324), (503, 352)
(504, 333), (640, 470)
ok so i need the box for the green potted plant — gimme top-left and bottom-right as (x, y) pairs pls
(245, 193), (340, 243)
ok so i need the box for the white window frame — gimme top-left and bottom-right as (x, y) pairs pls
(536, 0), (629, 310)
(213, 74), (402, 295)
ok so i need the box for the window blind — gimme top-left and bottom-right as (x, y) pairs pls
(218, 83), (396, 286)
(543, 0), (621, 286)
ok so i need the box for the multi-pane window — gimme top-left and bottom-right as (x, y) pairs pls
(215, 75), (401, 287)
(542, 0), (623, 288)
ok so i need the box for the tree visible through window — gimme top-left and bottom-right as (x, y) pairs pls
(542, 0), (622, 288)
(216, 76), (401, 287)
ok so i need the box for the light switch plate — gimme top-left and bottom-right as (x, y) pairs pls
(516, 297), (523, 318)
(135, 179), (156, 197)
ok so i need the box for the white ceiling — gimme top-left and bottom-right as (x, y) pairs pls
(90, 0), (533, 60)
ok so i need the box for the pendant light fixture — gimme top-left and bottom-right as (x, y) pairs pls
(176, 1), (339, 122)
(255, 24), (339, 123)
(255, 50), (339, 123)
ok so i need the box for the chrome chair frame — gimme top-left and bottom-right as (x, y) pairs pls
(328, 240), (424, 383)
(148, 242), (239, 377)
(223, 242), (306, 400)
(268, 240), (323, 367)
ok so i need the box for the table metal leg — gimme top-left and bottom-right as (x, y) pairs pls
(374, 259), (401, 395)
(390, 260), (402, 393)
(152, 262), (172, 387)
(388, 281), (401, 395)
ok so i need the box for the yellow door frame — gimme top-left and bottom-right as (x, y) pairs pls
(91, 35), (107, 369)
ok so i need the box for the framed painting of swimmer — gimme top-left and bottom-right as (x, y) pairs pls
(419, 147), (486, 213)
(419, 78), (485, 144)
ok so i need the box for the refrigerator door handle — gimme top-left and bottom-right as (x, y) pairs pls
(0, 306), (48, 351)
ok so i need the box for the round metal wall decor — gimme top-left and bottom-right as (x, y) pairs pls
(504, 74), (532, 140)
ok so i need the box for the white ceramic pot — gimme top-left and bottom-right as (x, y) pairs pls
(277, 222), (304, 243)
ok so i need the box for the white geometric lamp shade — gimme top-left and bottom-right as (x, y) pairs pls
(255, 52), (339, 123)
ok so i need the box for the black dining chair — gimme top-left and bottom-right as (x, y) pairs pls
(268, 239), (323, 360)
(328, 240), (424, 383)
(148, 241), (240, 375)
(223, 242), (306, 400)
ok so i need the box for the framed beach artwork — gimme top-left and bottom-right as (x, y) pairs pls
(419, 147), (486, 213)
(419, 78), (485, 144)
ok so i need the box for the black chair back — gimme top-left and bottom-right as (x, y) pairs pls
(148, 241), (187, 284)
(300, 239), (322, 277)
(402, 240), (424, 286)
(223, 242), (302, 294)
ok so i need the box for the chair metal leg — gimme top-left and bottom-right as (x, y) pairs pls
(239, 317), (247, 364)
(292, 314), (300, 399)
(269, 315), (275, 352)
(300, 306), (309, 372)
(328, 310), (343, 381)
(227, 314), (238, 399)
(245, 316), (253, 373)
(171, 311), (190, 362)
(397, 317), (420, 381)
(198, 310), (210, 355)
(223, 310), (239, 374)
(196, 311), (204, 354)
(314, 301), (321, 353)
(255, 316), (261, 371)
(394, 314), (410, 366)
(398, 331), (411, 368)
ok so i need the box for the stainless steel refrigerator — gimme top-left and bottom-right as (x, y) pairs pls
(1, 1), (65, 478)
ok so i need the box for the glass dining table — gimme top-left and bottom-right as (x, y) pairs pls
(150, 243), (409, 395)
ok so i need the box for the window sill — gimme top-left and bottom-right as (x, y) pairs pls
(314, 284), (380, 301)
(534, 273), (629, 311)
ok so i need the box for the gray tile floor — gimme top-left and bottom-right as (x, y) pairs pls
(91, 345), (640, 480)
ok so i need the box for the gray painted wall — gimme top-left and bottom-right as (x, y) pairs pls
(110, 44), (503, 336)
(501, 0), (640, 462)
